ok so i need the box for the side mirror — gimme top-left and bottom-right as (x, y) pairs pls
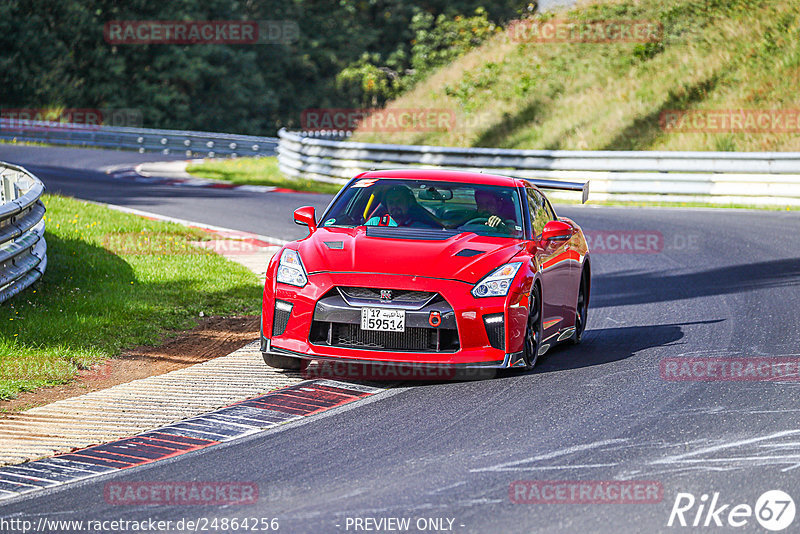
(541, 220), (572, 244)
(293, 206), (317, 233)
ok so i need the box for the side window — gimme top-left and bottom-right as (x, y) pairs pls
(543, 197), (557, 221)
(526, 187), (554, 237)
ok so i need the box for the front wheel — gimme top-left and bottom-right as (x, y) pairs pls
(262, 352), (302, 370)
(523, 284), (543, 370)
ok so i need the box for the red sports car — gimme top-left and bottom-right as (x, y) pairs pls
(260, 169), (590, 373)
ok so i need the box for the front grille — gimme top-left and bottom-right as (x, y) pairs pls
(310, 321), (459, 352)
(311, 287), (459, 353)
(338, 287), (435, 305)
(334, 324), (434, 350)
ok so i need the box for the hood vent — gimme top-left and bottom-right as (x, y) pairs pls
(365, 227), (458, 241)
(324, 241), (344, 249)
(456, 249), (485, 257)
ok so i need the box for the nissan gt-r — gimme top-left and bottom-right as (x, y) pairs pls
(260, 169), (590, 374)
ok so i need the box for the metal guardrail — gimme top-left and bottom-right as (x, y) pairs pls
(277, 129), (800, 205)
(0, 118), (278, 158)
(0, 162), (47, 304)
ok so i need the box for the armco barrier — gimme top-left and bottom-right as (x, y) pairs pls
(0, 162), (47, 304)
(277, 129), (800, 205)
(0, 118), (277, 158)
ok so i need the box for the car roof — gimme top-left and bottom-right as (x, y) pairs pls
(356, 169), (527, 188)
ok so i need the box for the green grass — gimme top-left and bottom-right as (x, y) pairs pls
(0, 139), (49, 147)
(0, 194), (263, 401)
(354, 0), (800, 152)
(186, 157), (343, 194)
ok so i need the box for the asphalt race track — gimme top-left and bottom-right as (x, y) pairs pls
(1, 145), (800, 532)
(0, 145), (331, 241)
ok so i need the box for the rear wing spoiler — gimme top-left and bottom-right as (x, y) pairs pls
(524, 178), (590, 204)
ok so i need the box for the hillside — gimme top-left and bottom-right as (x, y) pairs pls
(353, 0), (800, 152)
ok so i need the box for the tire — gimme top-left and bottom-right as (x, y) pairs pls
(524, 284), (543, 370)
(571, 269), (589, 345)
(262, 352), (302, 370)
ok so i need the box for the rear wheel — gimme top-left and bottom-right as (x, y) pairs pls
(262, 352), (302, 370)
(524, 284), (542, 370)
(571, 270), (589, 344)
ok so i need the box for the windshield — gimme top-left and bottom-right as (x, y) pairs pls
(321, 178), (524, 239)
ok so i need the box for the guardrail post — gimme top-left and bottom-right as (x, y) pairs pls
(1, 173), (16, 203)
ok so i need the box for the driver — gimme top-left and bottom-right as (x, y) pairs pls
(365, 186), (440, 228)
(473, 190), (513, 234)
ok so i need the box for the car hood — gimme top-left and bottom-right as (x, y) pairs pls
(296, 227), (524, 284)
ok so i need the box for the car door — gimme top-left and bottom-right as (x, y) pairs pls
(525, 186), (571, 338)
(545, 196), (582, 324)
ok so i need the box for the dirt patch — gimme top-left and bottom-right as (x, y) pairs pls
(0, 315), (260, 414)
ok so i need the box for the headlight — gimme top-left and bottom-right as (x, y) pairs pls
(276, 249), (308, 287)
(472, 262), (522, 298)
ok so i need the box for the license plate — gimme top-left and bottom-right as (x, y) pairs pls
(360, 308), (405, 332)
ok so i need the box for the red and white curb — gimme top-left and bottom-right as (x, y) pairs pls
(0, 204), (291, 468)
(0, 380), (382, 502)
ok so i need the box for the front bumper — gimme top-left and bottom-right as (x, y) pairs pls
(262, 272), (529, 367)
(262, 336), (525, 369)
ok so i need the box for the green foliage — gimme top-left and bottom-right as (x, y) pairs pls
(632, 41), (664, 62)
(0, 0), (526, 135)
(409, 8), (499, 79)
(334, 6), (507, 108)
(335, 54), (404, 108)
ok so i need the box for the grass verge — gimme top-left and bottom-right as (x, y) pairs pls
(186, 157), (343, 194)
(0, 194), (263, 401)
(0, 139), (49, 148)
